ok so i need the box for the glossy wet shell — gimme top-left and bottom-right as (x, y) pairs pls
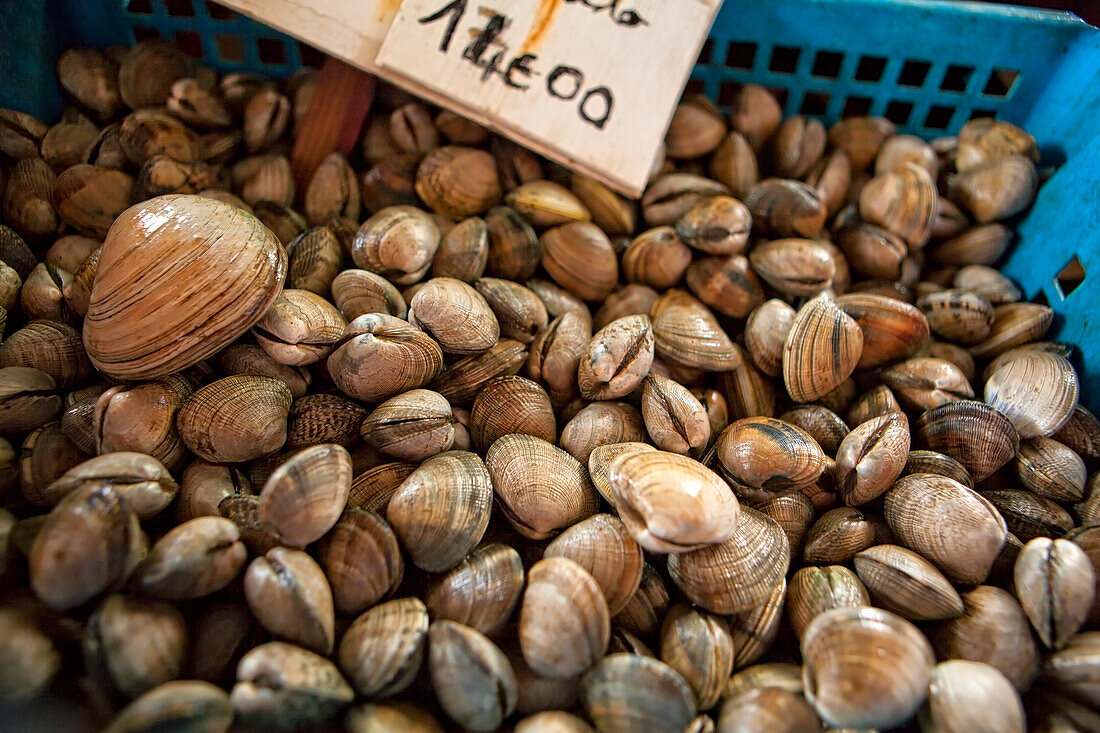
(258, 444), (352, 547)
(425, 542), (524, 636)
(176, 376), (292, 464)
(84, 195), (286, 380)
(916, 400), (1019, 481)
(520, 557), (610, 679)
(581, 654), (697, 733)
(607, 450), (739, 553)
(337, 597), (428, 698)
(853, 544), (964, 620)
(984, 350), (1078, 439)
(716, 417), (827, 493)
(783, 292), (863, 402)
(386, 450), (492, 572)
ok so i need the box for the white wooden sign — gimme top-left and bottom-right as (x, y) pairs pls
(218, 0), (720, 197)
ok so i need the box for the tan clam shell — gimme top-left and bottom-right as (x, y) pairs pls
(745, 299), (795, 376)
(304, 152), (359, 225)
(243, 546), (334, 654)
(853, 544), (963, 620)
(84, 195), (287, 380)
(659, 603), (735, 710)
(1015, 437), (1086, 501)
(916, 399), (1019, 481)
(674, 195), (751, 256)
(879, 357), (974, 411)
(424, 542), (523, 636)
(346, 703), (444, 733)
(953, 264), (1023, 305)
(540, 222), (617, 302)
(54, 164), (133, 239)
(527, 311), (590, 402)
(428, 620), (517, 731)
(709, 131), (759, 199)
(716, 417), (827, 494)
(469, 375), (555, 451)
(571, 173), (635, 236)
(924, 660), (1025, 733)
(835, 292), (929, 369)
(475, 277), (549, 344)
(486, 205), (541, 281)
(651, 289), (740, 371)
(827, 116), (896, 170)
(433, 337), (528, 405)
(948, 154), (1038, 223)
(885, 473), (1007, 584)
(581, 654), (696, 733)
(640, 374), (710, 454)
(408, 277), (500, 354)
(486, 433), (598, 540)
(328, 313), (443, 403)
(317, 507), (403, 615)
(337, 597), (428, 698)
(932, 585), (1040, 691)
(613, 562), (671, 636)
(984, 488), (1074, 542)
(787, 565), (869, 640)
(544, 514), (643, 616)
(801, 607), (934, 729)
(416, 146), (502, 219)
(859, 162), (937, 248)
(782, 292), (863, 402)
(386, 450), (492, 572)
(748, 238), (835, 297)
(331, 269), (407, 321)
(727, 577), (787, 669)
(607, 450), (738, 554)
(231, 641), (353, 731)
(348, 462), (415, 514)
(519, 557), (610, 679)
(257, 444), (351, 548)
(351, 206), (440, 285)
(667, 506), (789, 614)
(588, 442), (657, 504)
(515, 711), (594, 733)
(432, 216), (489, 282)
(928, 223), (1012, 266)
(177, 375), (292, 464)
(1015, 537), (1095, 649)
(362, 388), (454, 462)
(578, 314), (655, 400)
(744, 179), (827, 238)
(802, 507), (876, 564)
(902, 449), (974, 488)
(45, 450), (178, 518)
(252, 289), (347, 367)
(622, 227), (692, 290)
(985, 350), (1078, 439)
(684, 254), (764, 319)
(285, 227), (343, 296)
(218, 343), (310, 400)
(1, 319), (91, 390)
(507, 180), (591, 227)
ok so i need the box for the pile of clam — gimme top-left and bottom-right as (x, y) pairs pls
(0, 37), (1097, 732)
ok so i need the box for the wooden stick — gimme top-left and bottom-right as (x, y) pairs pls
(290, 57), (376, 195)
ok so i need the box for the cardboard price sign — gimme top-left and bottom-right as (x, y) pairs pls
(217, 0), (720, 196)
(375, 0), (720, 195)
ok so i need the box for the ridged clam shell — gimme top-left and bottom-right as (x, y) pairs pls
(667, 506), (789, 614)
(338, 597), (428, 698)
(84, 195), (286, 380)
(853, 544), (964, 620)
(328, 313), (443, 403)
(651, 289), (740, 371)
(258, 444), (351, 547)
(425, 543), (523, 636)
(835, 292), (929, 369)
(782, 292), (863, 402)
(520, 557), (610, 679)
(916, 400), (1019, 481)
(985, 350), (1078, 439)
(176, 375), (292, 464)
(582, 654), (696, 733)
(859, 162), (937, 248)
(317, 507), (403, 615)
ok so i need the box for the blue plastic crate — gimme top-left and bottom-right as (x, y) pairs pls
(0, 0), (1098, 403)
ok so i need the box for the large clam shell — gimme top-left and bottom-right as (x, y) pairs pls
(916, 399), (1019, 481)
(83, 195), (286, 380)
(519, 557), (610, 679)
(984, 350), (1078, 439)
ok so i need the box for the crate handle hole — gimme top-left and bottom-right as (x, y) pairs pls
(697, 39), (714, 66)
(206, 1), (236, 20)
(165, 0), (196, 17)
(1056, 255), (1086, 300)
(897, 60), (931, 88)
(126, 0), (153, 14)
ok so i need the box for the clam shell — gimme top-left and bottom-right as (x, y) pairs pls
(386, 450), (492, 572)
(853, 544), (964, 621)
(622, 227), (692, 290)
(659, 603), (735, 710)
(428, 620), (517, 731)
(243, 546), (335, 654)
(581, 654), (697, 733)
(1015, 537), (1095, 649)
(949, 154), (1038, 223)
(425, 542), (523, 635)
(508, 180), (592, 227)
(835, 292), (929, 369)
(258, 444), (351, 547)
(337, 597), (428, 698)
(432, 216), (489, 282)
(801, 607), (934, 729)
(924, 660), (1025, 733)
(176, 375), (292, 464)
(317, 507), (402, 615)
(744, 179), (827, 238)
(782, 292), (863, 402)
(613, 562), (670, 636)
(416, 146), (502, 219)
(651, 289), (740, 371)
(361, 389), (455, 462)
(331, 269), (406, 321)
(745, 299), (795, 377)
(802, 507), (876, 564)
(787, 565), (869, 640)
(716, 417), (827, 494)
(607, 449), (738, 553)
(486, 433), (598, 540)
(984, 350), (1078, 439)
(667, 507), (789, 614)
(835, 412), (910, 505)
(540, 222), (617, 302)
(916, 400), (1019, 481)
(727, 577), (787, 669)
(328, 313), (443, 403)
(475, 277), (549, 344)
(749, 238), (835, 297)
(545, 514), (643, 616)
(885, 473), (1007, 584)
(84, 195), (286, 380)
(252, 289), (346, 367)
(520, 557), (610, 678)
(578, 314), (655, 400)
(859, 162), (937, 248)
(409, 277), (500, 354)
